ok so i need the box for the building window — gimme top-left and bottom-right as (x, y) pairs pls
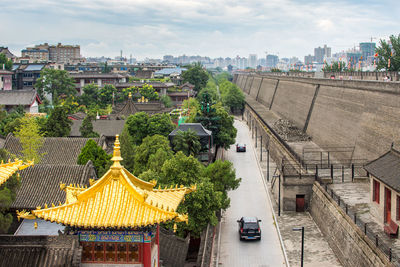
(373, 180), (380, 204)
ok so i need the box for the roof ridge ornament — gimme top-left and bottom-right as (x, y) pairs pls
(111, 135), (123, 173)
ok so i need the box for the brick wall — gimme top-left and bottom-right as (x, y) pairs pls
(310, 182), (391, 267)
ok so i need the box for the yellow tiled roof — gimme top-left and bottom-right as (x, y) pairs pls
(0, 159), (34, 186)
(17, 136), (195, 229)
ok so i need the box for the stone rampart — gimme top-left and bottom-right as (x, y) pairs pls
(310, 182), (392, 267)
(234, 73), (400, 162)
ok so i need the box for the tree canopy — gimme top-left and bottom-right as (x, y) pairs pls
(220, 81), (245, 112)
(77, 139), (111, 177)
(34, 69), (76, 104)
(14, 116), (45, 163)
(80, 114), (100, 138)
(376, 34), (400, 71)
(182, 63), (209, 92)
(45, 106), (72, 137)
(0, 54), (12, 71)
(126, 112), (150, 145)
(172, 129), (201, 157)
(133, 134), (173, 176)
(125, 112), (175, 145)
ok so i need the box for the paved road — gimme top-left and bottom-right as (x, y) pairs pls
(218, 119), (286, 267)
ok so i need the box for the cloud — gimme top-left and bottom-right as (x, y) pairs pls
(1, 0), (399, 59)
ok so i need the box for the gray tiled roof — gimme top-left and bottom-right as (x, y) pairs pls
(3, 134), (104, 165)
(364, 149), (400, 191)
(11, 161), (95, 210)
(169, 123), (212, 137)
(0, 90), (39, 106)
(70, 120), (125, 137)
(0, 235), (81, 267)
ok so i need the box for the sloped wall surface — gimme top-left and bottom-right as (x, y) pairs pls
(234, 73), (400, 161)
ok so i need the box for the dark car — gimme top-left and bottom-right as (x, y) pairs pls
(236, 143), (246, 152)
(237, 217), (261, 240)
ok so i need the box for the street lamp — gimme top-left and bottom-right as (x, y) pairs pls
(293, 226), (304, 267)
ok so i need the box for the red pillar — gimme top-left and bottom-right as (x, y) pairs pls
(143, 242), (151, 267)
(157, 224), (160, 267)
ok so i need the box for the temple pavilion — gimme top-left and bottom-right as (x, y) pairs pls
(17, 135), (195, 266)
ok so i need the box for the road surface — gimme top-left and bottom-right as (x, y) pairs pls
(218, 119), (286, 267)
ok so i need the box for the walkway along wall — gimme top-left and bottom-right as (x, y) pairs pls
(235, 73), (400, 162)
(310, 182), (392, 267)
(243, 106), (316, 211)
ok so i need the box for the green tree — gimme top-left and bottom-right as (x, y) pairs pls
(203, 160), (241, 209)
(159, 152), (224, 236)
(147, 113), (176, 137)
(120, 125), (136, 173)
(126, 112), (149, 145)
(79, 84), (99, 107)
(160, 94), (172, 108)
(182, 63), (209, 92)
(34, 69), (76, 104)
(195, 97), (236, 149)
(98, 84), (117, 107)
(0, 108), (25, 135)
(215, 72), (232, 84)
(102, 62), (111, 73)
(0, 173), (20, 234)
(323, 61), (351, 72)
(80, 115), (99, 138)
(172, 129), (201, 157)
(176, 181), (222, 237)
(221, 83), (245, 112)
(160, 151), (204, 186)
(0, 54), (12, 71)
(376, 34), (400, 71)
(45, 106), (72, 137)
(182, 98), (200, 122)
(77, 139), (112, 177)
(14, 116), (45, 163)
(133, 135), (173, 176)
(139, 84), (159, 100)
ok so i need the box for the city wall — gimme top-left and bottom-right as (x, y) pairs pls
(234, 73), (400, 162)
(258, 71), (400, 81)
(310, 182), (391, 267)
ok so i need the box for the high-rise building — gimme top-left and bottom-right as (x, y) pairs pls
(266, 55), (279, 68)
(359, 42), (376, 61)
(22, 43), (81, 63)
(304, 54), (314, 65)
(314, 45), (331, 63)
(248, 54), (258, 69)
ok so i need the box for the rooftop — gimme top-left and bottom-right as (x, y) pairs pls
(364, 148), (400, 191)
(17, 136), (195, 229)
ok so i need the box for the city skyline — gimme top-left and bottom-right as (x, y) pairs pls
(1, 0), (399, 60)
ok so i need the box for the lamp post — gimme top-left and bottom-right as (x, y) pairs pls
(293, 227), (304, 267)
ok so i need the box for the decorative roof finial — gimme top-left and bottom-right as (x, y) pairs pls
(111, 135), (123, 170)
(128, 92), (132, 99)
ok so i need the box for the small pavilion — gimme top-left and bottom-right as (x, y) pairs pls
(17, 136), (195, 266)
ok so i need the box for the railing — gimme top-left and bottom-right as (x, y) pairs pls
(316, 178), (400, 265)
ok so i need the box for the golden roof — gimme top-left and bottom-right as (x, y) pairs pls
(0, 159), (34, 186)
(17, 135), (195, 229)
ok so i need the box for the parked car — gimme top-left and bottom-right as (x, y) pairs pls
(237, 217), (261, 240)
(236, 143), (246, 152)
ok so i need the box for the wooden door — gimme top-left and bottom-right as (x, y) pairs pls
(296, 195), (305, 212)
(385, 187), (392, 223)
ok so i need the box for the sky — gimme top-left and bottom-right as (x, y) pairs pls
(1, 0), (399, 60)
